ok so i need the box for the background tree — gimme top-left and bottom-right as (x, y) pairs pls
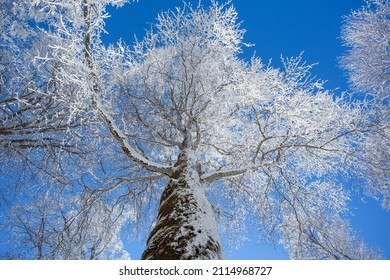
(340, 0), (389, 209)
(0, 0), (382, 259)
(0, 188), (132, 259)
(340, 0), (389, 99)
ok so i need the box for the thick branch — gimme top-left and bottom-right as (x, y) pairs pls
(200, 165), (254, 183)
(96, 105), (173, 175)
(82, 0), (172, 176)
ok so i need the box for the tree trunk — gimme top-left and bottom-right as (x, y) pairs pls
(141, 150), (224, 260)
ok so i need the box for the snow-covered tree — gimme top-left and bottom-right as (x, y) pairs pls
(340, 0), (390, 209)
(340, 0), (390, 99)
(0, 189), (132, 259)
(0, 0), (381, 259)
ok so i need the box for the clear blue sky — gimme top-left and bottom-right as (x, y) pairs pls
(103, 0), (390, 260)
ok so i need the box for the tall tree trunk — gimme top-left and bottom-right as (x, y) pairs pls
(141, 150), (224, 260)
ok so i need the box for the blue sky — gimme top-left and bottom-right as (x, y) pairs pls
(103, 0), (390, 260)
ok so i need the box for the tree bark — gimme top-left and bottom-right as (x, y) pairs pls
(141, 150), (224, 260)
